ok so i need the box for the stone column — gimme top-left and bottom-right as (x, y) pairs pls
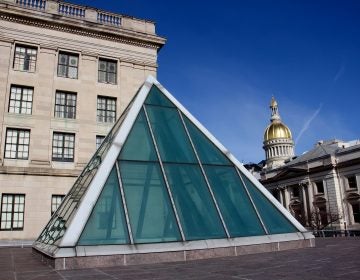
(325, 169), (345, 230)
(284, 187), (291, 211)
(301, 184), (309, 226)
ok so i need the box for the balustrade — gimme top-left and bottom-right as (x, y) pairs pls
(16, 0), (46, 10)
(97, 12), (121, 26)
(13, 0), (124, 28)
(58, 2), (85, 18)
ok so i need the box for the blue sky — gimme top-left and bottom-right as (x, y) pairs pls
(72, 0), (360, 163)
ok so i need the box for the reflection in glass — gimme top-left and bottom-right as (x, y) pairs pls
(120, 161), (181, 243)
(164, 163), (226, 240)
(79, 167), (129, 245)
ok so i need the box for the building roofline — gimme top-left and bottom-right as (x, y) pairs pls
(58, 0), (157, 24)
(0, 1), (166, 50)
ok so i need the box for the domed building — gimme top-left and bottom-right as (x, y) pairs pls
(263, 97), (294, 169)
(258, 98), (360, 232)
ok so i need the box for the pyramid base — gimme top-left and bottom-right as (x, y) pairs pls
(33, 238), (315, 270)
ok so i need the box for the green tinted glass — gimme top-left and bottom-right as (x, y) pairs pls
(120, 161), (181, 243)
(204, 166), (265, 237)
(183, 115), (231, 165)
(119, 109), (157, 161)
(241, 172), (297, 234)
(164, 163), (226, 240)
(78, 167), (129, 245)
(145, 106), (197, 163)
(145, 85), (175, 107)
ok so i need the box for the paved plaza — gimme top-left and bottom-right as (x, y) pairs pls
(0, 238), (359, 280)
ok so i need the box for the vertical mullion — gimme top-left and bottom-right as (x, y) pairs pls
(178, 111), (230, 238)
(0, 196), (3, 230)
(105, 99), (108, 122)
(143, 105), (186, 242)
(64, 94), (68, 118)
(20, 88), (23, 113)
(11, 195), (15, 230)
(236, 168), (269, 235)
(62, 134), (66, 161)
(105, 61), (109, 83)
(115, 161), (134, 244)
(16, 130), (20, 159)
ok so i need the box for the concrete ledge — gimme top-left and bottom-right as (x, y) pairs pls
(33, 238), (315, 270)
(0, 239), (33, 247)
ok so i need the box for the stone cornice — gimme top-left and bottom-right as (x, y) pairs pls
(0, 165), (81, 177)
(0, 8), (166, 51)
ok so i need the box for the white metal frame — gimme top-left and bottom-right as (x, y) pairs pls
(56, 75), (309, 254)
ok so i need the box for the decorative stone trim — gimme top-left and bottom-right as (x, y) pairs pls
(0, 12), (164, 50)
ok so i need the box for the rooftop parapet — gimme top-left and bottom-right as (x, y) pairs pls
(0, 0), (165, 49)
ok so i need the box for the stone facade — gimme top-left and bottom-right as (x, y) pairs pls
(261, 139), (360, 231)
(0, 0), (165, 241)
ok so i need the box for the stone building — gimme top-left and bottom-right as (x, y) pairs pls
(260, 98), (360, 231)
(0, 0), (165, 241)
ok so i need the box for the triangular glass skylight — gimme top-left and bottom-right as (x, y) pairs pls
(34, 76), (308, 258)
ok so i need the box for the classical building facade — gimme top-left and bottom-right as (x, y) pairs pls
(259, 98), (360, 231)
(0, 0), (165, 241)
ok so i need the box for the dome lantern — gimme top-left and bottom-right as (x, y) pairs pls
(263, 97), (295, 169)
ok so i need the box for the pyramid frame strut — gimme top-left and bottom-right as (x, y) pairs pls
(33, 76), (314, 269)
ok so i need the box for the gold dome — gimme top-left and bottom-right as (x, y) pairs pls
(264, 122), (292, 141)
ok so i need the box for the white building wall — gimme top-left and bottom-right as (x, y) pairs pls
(0, 0), (164, 240)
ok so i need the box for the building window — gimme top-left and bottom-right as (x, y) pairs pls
(97, 96), (116, 123)
(271, 189), (280, 201)
(51, 195), (65, 215)
(96, 135), (105, 150)
(13, 45), (37, 72)
(352, 204), (360, 223)
(290, 186), (300, 198)
(52, 132), (75, 162)
(8, 85), (33, 115)
(57, 52), (79, 79)
(0, 194), (25, 231)
(55, 91), (77, 119)
(4, 128), (30, 159)
(348, 176), (358, 190)
(318, 206), (328, 226)
(315, 181), (324, 194)
(98, 59), (117, 84)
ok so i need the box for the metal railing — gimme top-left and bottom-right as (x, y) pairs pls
(313, 229), (360, 237)
(16, 0), (46, 10)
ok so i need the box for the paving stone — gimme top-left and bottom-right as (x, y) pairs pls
(0, 238), (359, 280)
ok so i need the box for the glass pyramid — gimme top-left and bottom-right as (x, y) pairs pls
(34, 76), (309, 259)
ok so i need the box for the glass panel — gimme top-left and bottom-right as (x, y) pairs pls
(204, 166), (265, 237)
(120, 161), (181, 243)
(78, 167), (129, 245)
(145, 85), (175, 107)
(68, 67), (78, 79)
(58, 65), (67, 77)
(183, 115), (231, 165)
(164, 163), (226, 240)
(98, 71), (106, 83)
(108, 73), (116, 84)
(119, 109), (157, 162)
(99, 60), (107, 71)
(145, 106), (197, 163)
(69, 56), (78, 66)
(240, 172), (297, 234)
